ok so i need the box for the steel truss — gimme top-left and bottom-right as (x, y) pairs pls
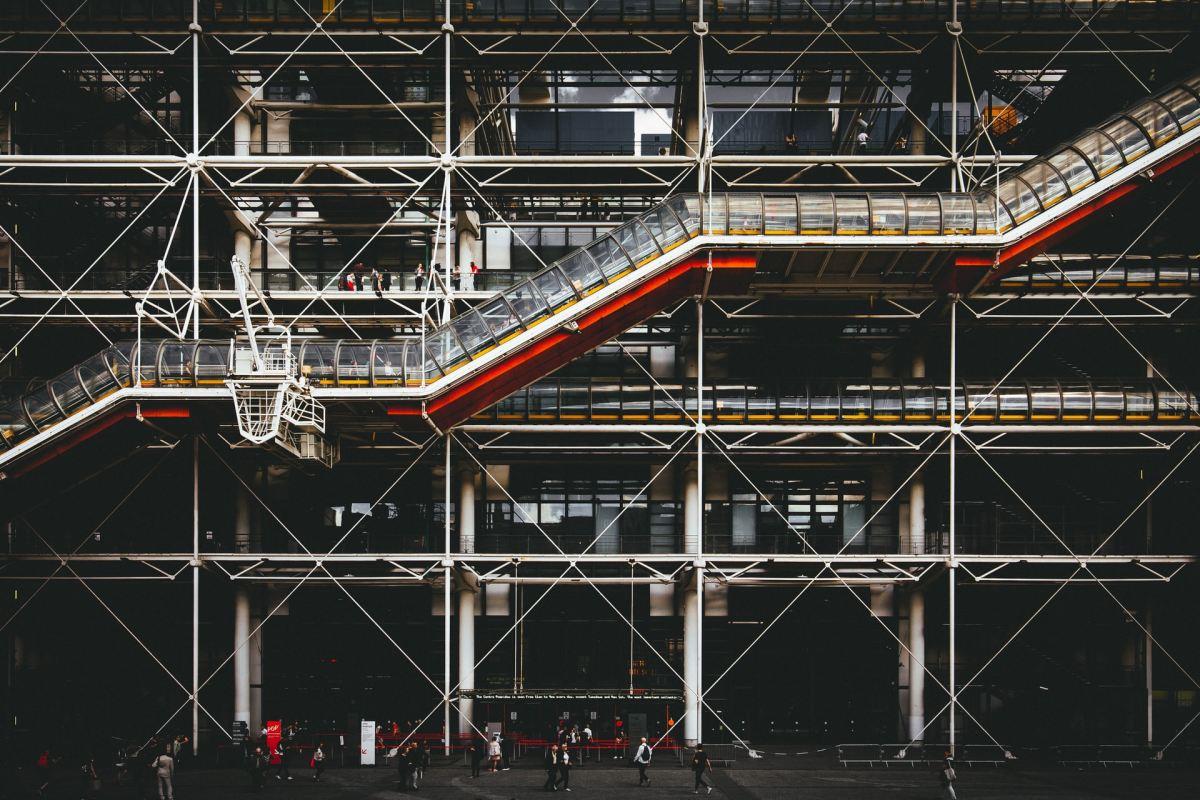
(2, 0), (1200, 765)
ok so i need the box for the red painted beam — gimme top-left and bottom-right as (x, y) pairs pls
(4, 404), (191, 478)
(953, 139), (1200, 289)
(387, 253), (757, 428)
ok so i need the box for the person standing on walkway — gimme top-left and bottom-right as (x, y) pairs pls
(691, 744), (712, 795)
(274, 736), (293, 781)
(633, 736), (652, 786)
(556, 744), (572, 792)
(311, 742), (326, 782)
(542, 743), (559, 791)
(150, 747), (175, 800)
(940, 756), (958, 799)
(487, 734), (502, 772)
(248, 746), (268, 792)
(580, 724), (592, 763)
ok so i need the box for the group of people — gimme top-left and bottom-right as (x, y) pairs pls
(239, 722), (327, 790)
(392, 740), (430, 791)
(414, 260), (481, 292)
(467, 731), (512, 777)
(340, 262), (392, 292)
(339, 260), (483, 293)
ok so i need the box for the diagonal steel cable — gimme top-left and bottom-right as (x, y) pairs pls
(710, 1), (861, 151)
(288, 0), (437, 153)
(201, 1), (350, 153)
(36, 0), (187, 153)
(0, 0), (88, 97)
(455, 431), (756, 752)
(908, 429), (1200, 749)
(958, 2), (1120, 155)
(796, 0), (950, 158)
(450, 0), (608, 159)
(957, 180), (1191, 429)
(544, 0), (698, 158)
(0, 439), (178, 633)
(964, 436), (1200, 690)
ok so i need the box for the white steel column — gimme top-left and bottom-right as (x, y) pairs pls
(233, 485), (251, 731)
(233, 588), (250, 731)
(907, 589), (926, 741)
(232, 110), (253, 272)
(1146, 606), (1154, 745)
(443, 436), (452, 756)
(948, 297), (958, 756)
(909, 478), (926, 556)
(948, 1), (961, 191)
(457, 463), (476, 739)
(191, 436), (200, 754)
(249, 602), (263, 736)
(682, 571), (700, 746)
(685, 299), (706, 745)
(909, 349), (926, 556)
(189, 2), (201, 339)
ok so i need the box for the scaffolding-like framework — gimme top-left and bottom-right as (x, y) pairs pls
(2, 0), (1199, 766)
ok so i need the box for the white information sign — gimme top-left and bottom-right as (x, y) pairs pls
(360, 720), (376, 766)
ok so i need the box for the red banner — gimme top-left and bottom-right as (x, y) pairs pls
(267, 720), (281, 765)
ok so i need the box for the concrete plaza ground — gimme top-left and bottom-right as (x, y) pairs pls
(14, 761), (1200, 800)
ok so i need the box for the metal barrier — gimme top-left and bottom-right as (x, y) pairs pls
(837, 743), (1011, 768)
(1055, 744), (1163, 768)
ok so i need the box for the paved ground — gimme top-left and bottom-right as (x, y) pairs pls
(12, 763), (1200, 799)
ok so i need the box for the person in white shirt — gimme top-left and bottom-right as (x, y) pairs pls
(150, 749), (175, 800)
(633, 737), (652, 786)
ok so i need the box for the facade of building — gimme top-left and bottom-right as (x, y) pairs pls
(2, 0), (1200, 763)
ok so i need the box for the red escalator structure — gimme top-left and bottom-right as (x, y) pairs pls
(2, 70), (1200, 474)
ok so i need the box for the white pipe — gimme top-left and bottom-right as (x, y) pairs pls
(457, 587), (475, 739)
(682, 573), (700, 747)
(191, 436), (200, 754)
(233, 587), (250, 729)
(907, 589), (926, 742)
(909, 476), (926, 556)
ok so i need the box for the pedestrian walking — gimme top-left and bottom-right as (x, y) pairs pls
(691, 744), (712, 794)
(543, 743), (559, 791)
(940, 756), (958, 799)
(80, 754), (100, 800)
(35, 749), (52, 797)
(415, 740), (429, 788)
(247, 746), (268, 792)
(311, 742), (326, 782)
(397, 742), (414, 790)
(556, 744), (572, 792)
(274, 736), (293, 781)
(500, 731), (512, 770)
(470, 743), (484, 777)
(488, 734), (502, 772)
(633, 736), (652, 786)
(149, 748), (175, 800)
(581, 724), (592, 763)
(468, 742), (483, 778)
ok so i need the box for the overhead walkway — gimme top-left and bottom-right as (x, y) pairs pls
(468, 378), (1200, 427)
(2, 71), (1199, 471)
